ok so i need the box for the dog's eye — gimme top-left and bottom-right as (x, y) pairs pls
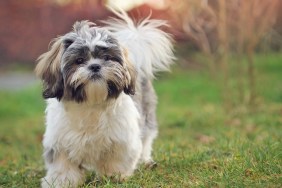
(97, 46), (108, 51)
(104, 55), (111, 61)
(103, 55), (122, 64)
(76, 58), (84, 64)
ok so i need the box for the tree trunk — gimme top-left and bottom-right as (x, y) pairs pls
(246, 46), (256, 107)
(218, 0), (230, 110)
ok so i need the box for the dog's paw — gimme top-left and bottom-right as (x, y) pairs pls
(97, 173), (129, 184)
(145, 160), (157, 169)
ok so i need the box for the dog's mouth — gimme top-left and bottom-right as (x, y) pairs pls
(90, 73), (102, 80)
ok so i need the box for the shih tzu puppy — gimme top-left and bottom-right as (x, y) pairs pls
(36, 9), (174, 188)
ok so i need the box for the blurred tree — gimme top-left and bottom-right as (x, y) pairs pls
(166, 0), (280, 109)
(226, 0), (279, 106)
(168, 0), (217, 54)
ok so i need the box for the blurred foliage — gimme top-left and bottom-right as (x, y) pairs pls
(164, 0), (281, 109)
(0, 0), (281, 66)
(0, 0), (281, 111)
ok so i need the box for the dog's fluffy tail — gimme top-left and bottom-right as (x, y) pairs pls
(103, 9), (175, 78)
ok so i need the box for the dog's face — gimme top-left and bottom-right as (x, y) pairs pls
(36, 21), (136, 104)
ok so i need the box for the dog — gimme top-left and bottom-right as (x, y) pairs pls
(35, 9), (174, 187)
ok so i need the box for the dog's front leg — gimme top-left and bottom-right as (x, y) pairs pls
(95, 140), (142, 182)
(41, 152), (85, 188)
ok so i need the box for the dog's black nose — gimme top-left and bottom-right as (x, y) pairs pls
(89, 64), (101, 72)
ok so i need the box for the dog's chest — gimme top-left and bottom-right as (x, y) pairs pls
(63, 107), (122, 166)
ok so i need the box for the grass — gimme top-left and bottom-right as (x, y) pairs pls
(0, 53), (281, 187)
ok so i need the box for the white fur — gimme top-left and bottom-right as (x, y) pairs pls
(103, 9), (175, 78)
(70, 66), (90, 87)
(41, 10), (174, 188)
(42, 94), (141, 187)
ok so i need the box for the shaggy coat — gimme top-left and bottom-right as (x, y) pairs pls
(36, 10), (174, 188)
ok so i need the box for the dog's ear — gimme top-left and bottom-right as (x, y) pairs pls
(122, 49), (136, 95)
(35, 37), (64, 100)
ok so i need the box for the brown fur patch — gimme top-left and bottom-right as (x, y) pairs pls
(122, 48), (136, 95)
(35, 37), (64, 100)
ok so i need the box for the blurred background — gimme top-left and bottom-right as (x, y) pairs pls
(0, 0), (281, 187)
(0, 0), (281, 106)
(1, 0), (281, 65)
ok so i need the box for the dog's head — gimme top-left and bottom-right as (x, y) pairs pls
(35, 21), (136, 104)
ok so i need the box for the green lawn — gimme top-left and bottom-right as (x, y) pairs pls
(0, 53), (281, 187)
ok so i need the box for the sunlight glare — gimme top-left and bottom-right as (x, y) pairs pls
(107, 0), (146, 10)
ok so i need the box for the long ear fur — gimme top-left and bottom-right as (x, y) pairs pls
(123, 49), (136, 95)
(35, 37), (64, 100)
